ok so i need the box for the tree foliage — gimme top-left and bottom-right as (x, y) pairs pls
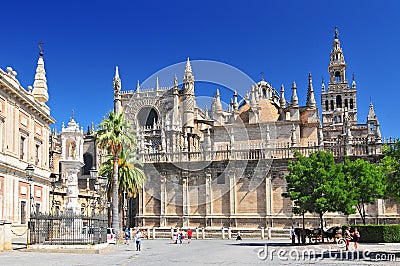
(284, 151), (345, 241)
(342, 158), (385, 224)
(96, 111), (137, 238)
(381, 140), (400, 202)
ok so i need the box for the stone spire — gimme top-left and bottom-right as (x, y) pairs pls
(232, 90), (239, 111)
(183, 57), (195, 128)
(367, 101), (377, 121)
(136, 80), (141, 92)
(174, 74), (178, 88)
(291, 82), (298, 107)
(156, 77), (160, 90)
(351, 73), (356, 89)
(306, 73), (316, 109)
(280, 84), (286, 109)
(321, 77), (326, 92)
(213, 89), (223, 113)
(113, 66), (122, 114)
(32, 51), (49, 103)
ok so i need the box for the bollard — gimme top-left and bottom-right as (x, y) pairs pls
(195, 228), (199, 239)
(261, 227), (265, 239)
(153, 228), (156, 239)
(3, 221), (12, 251)
(268, 227), (272, 239)
(228, 227), (232, 239)
(202, 227), (205, 239)
(222, 228), (225, 239)
(147, 228), (150, 239)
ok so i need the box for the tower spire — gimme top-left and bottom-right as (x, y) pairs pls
(32, 48), (49, 103)
(306, 73), (316, 108)
(291, 82), (298, 107)
(280, 84), (286, 109)
(113, 66), (121, 92)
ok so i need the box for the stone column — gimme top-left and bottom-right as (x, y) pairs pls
(182, 172), (189, 227)
(265, 175), (272, 216)
(229, 170), (236, 216)
(205, 171), (212, 217)
(160, 173), (167, 227)
(65, 166), (81, 214)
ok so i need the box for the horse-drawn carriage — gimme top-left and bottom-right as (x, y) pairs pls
(294, 226), (342, 243)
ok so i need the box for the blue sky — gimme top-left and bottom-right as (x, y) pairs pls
(1, 0), (399, 138)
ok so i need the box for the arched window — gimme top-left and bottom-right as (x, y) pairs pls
(83, 153), (93, 175)
(137, 107), (159, 127)
(336, 95), (342, 108)
(350, 99), (354, 109)
(325, 100), (329, 111)
(330, 100), (334, 111)
(335, 71), (341, 83)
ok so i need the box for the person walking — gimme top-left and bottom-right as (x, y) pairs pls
(135, 230), (143, 251)
(351, 227), (360, 250)
(290, 227), (296, 244)
(187, 228), (193, 244)
(124, 227), (130, 245)
(344, 227), (352, 251)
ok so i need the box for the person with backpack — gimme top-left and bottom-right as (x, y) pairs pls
(124, 227), (130, 245)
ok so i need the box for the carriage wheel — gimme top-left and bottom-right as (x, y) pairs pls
(337, 238), (346, 248)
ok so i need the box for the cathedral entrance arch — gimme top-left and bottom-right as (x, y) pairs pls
(137, 107), (159, 127)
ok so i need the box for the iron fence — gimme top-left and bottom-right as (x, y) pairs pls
(29, 213), (107, 245)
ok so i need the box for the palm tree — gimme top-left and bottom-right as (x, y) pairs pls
(96, 111), (136, 239)
(99, 148), (145, 229)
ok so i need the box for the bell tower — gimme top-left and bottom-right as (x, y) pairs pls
(321, 27), (357, 128)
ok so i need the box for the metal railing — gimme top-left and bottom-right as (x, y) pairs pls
(29, 213), (107, 245)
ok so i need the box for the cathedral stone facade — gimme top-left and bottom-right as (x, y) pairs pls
(115, 31), (396, 229)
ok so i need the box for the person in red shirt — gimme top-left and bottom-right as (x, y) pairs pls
(187, 228), (193, 244)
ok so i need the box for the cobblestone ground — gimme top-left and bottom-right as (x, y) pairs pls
(1, 238), (399, 265)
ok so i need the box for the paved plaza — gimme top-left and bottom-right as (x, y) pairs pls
(1, 238), (399, 265)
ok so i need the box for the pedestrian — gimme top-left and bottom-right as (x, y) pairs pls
(236, 230), (242, 241)
(181, 229), (186, 244)
(344, 227), (352, 251)
(187, 228), (193, 244)
(351, 227), (360, 250)
(179, 229), (183, 244)
(172, 229), (178, 244)
(124, 227), (130, 245)
(290, 227), (296, 244)
(135, 230), (142, 251)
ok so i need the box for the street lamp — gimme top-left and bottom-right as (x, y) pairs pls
(25, 164), (35, 215)
(96, 176), (108, 214)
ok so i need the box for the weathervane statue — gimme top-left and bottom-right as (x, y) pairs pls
(38, 41), (44, 57)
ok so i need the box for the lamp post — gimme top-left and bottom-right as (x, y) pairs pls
(96, 176), (108, 214)
(50, 173), (60, 215)
(25, 164), (35, 216)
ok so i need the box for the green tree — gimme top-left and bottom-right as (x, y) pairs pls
(284, 151), (346, 242)
(382, 140), (400, 202)
(99, 148), (145, 229)
(96, 111), (136, 239)
(342, 158), (385, 225)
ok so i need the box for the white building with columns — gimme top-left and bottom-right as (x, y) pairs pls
(0, 50), (55, 226)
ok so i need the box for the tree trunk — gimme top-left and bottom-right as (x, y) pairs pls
(112, 153), (120, 240)
(319, 212), (325, 243)
(361, 199), (366, 225)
